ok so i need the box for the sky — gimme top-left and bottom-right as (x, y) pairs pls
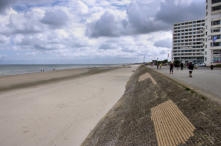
(0, 0), (205, 64)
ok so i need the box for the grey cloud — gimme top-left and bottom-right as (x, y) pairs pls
(154, 39), (172, 48)
(0, 0), (54, 14)
(159, 50), (167, 55)
(126, 0), (169, 34)
(6, 25), (42, 35)
(87, 12), (126, 38)
(33, 44), (55, 51)
(41, 10), (69, 28)
(87, 0), (205, 38)
(156, 0), (205, 25)
(121, 48), (135, 53)
(0, 54), (7, 60)
(99, 43), (116, 50)
(19, 37), (38, 46)
(3, 14), (43, 36)
(0, 0), (13, 13)
(17, 37), (56, 51)
(98, 39), (120, 50)
(17, 34), (88, 52)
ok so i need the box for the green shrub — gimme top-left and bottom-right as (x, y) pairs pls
(215, 64), (221, 68)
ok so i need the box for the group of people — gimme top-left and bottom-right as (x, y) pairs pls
(169, 62), (194, 78)
(156, 61), (215, 78)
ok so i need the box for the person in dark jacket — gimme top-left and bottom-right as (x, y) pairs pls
(188, 62), (194, 78)
(210, 64), (214, 70)
(170, 62), (174, 74)
(180, 62), (184, 70)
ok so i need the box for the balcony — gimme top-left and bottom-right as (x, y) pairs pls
(211, 46), (221, 50)
(212, 0), (221, 6)
(211, 24), (221, 28)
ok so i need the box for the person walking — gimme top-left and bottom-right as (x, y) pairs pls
(188, 62), (194, 78)
(170, 62), (174, 74)
(180, 62), (184, 70)
(160, 63), (162, 69)
(210, 64), (214, 70)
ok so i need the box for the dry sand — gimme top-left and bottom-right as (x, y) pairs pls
(0, 65), (137, 146)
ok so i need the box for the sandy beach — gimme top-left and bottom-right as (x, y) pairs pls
(0, 65), (137, 146)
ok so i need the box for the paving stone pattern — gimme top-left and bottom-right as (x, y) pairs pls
(151, 100), (196, 146)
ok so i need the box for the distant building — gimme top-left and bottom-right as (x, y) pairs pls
(172, 20), (205, 64)
(205, 0), (221, 65)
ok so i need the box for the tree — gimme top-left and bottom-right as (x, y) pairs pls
(174, 60), (180, 67)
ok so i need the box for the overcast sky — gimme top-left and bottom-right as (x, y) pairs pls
(0, 0), (205, 64)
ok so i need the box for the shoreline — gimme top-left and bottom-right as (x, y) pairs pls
(0, 64), (122, 77)
(0, 66), (123, 93)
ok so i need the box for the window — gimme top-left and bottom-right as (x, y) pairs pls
(211, 42), (221, 47)
(211, 28), (221, 33)
(211, 20), (220, 25)
(212, 35), (221, 40)
(213, 57), (221, 63)
(212, 0), (221, 4)
(212, 5), (221, 12)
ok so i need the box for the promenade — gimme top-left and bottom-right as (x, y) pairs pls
(152, 66), (221, 102)
(82, 65), (221, 145)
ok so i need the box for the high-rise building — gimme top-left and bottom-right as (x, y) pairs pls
(172, 20), (205, 64)
(205, 0), (221, 65)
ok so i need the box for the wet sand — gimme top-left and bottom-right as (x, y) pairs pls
(0, 65), (137, 146)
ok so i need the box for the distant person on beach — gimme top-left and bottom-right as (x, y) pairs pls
(188, 62), (194, 78)
(157, 63), (159, 69)
(160, 63), (162, 69)
(210, 64), (214, 70)
(180, 63), (184, 70)
(170, 62), (174, 74)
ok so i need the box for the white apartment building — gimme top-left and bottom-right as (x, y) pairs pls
(205, 0), (221, 65)
(172, 20), (205, 64)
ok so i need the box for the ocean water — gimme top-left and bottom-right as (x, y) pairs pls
(0, 64), (112, 76)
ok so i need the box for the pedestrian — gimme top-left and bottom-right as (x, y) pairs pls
(170, 62), (174, 74)
(180, 62), (184, 70)
(188, 62), (194, 78)
(210, 64), (214, 70)
(160, 63), (162, 69)
(157, 63), (159, 69)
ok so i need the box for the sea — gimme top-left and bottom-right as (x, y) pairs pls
(0, 64), (114, 76)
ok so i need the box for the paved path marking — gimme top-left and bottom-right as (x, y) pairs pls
(138, 73), (157, 85)
(151, 100), (195, 146)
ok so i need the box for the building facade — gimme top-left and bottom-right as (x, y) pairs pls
(172, 20), (205, 64)
(205, 0), (221, 65)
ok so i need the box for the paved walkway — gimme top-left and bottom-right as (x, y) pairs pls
(151, 66), (221, 102)
(82, 65), (221, 146)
